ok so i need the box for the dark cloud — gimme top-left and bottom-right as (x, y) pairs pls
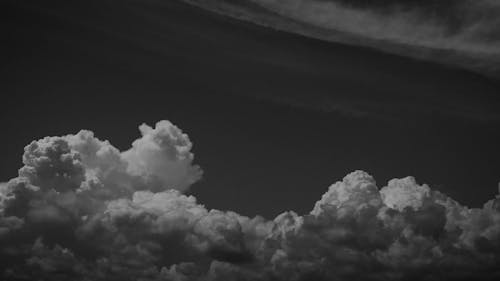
(1, 121), (500, 281)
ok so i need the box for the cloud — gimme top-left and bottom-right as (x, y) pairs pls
(1, 121), (500, 280)
(183, 0), (500, 76)
(122, 121), (203, 192)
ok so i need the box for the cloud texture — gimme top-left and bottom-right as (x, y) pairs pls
(1, 120), (500, 281)
(183, 0), (500, 76)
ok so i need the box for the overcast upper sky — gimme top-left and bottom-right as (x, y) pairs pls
(1, 0), (500, 280)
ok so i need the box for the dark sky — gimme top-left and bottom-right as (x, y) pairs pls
(2, 0), (500, 219)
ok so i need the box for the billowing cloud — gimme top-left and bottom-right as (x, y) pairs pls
(183, 0), (500, 76)
(122, 121), (203, 192)
(1, 121), (500, 281)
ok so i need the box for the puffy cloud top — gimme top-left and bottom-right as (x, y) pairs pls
(123, 121), (203, 192)
(0, 121), (499, 281)
(380, 177), (431, 211)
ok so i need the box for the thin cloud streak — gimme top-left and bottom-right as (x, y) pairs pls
(183, 0), (500, 77)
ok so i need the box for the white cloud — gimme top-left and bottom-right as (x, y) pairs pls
(0, 121), (499, 281)
(380, 176), (431, 211)
(122, 120), (203, 192)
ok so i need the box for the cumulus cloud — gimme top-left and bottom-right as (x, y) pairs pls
(184, 0), (500, 76)
(1, 121), (500, 281)
(122, 121), (203, 192)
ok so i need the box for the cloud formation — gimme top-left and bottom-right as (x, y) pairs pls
(184, 0), (500, 76)
(1, 121), (500, 281)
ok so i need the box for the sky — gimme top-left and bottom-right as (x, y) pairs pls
(1, 0), (500, 280)
(185, 0), (500, 77)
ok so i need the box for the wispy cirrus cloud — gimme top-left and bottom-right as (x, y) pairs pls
(183, 0), (500, 76)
